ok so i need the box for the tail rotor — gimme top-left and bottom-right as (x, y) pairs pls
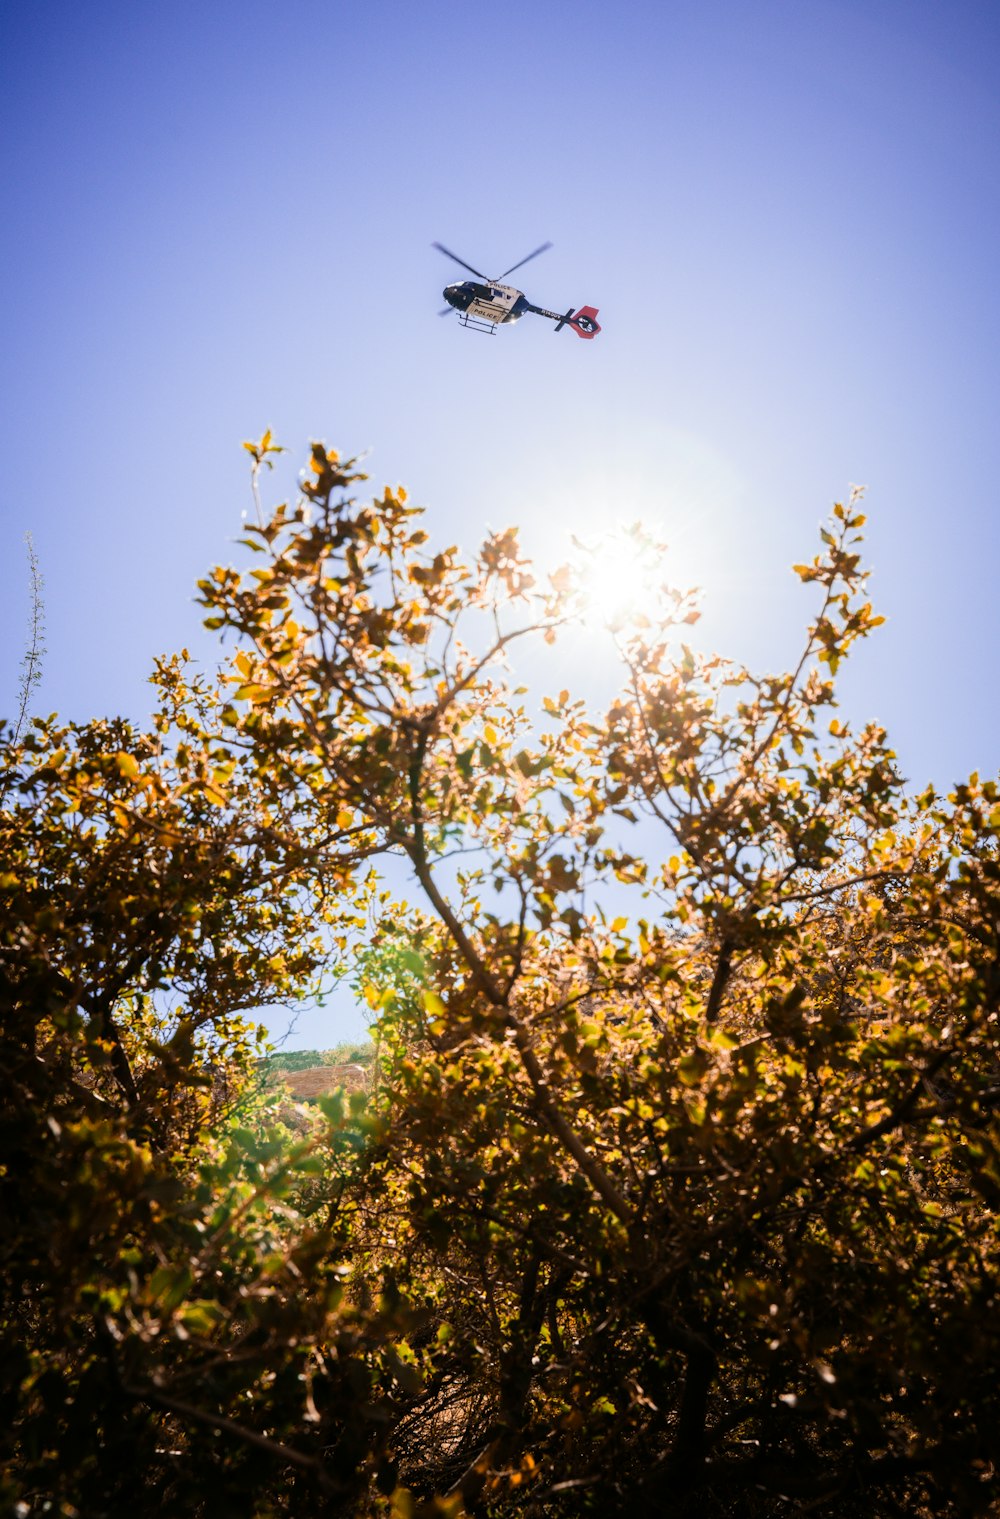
(556, 306), (601, 339)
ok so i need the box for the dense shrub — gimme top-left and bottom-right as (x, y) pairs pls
(3, 439), (999, 1516)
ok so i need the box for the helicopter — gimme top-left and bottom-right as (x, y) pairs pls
(434, 241), (601, 339)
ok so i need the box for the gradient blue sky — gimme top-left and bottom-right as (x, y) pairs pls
(3, 0), (998, 1043)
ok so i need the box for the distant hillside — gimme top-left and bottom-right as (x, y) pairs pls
(261, 1039), (376, 1075)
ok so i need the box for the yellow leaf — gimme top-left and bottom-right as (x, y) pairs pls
(421, 990), (445, 1019)
(235, 651), (252, 678)
(390, 1488), (414, 1519)
(115, 752), (139, 780)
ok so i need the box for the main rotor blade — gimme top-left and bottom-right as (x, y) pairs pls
(438, 306), (455, 317)
(496, 242), (553, 281)
(432, 242), (489, 280)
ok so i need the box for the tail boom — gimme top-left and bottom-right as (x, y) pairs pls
(527, 302), (602, 338)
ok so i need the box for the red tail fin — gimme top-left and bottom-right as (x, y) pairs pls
(569, 306), (601, 339)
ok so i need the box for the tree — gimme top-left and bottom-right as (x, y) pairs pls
(2, 436), (999, 1516)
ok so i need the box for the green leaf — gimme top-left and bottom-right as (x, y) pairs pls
(148, 1266), (193, 1313)
(178, 1300), (224, 1335)
(678, 1051), (708, 1087)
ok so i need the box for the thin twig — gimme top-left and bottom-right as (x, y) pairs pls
(14, 531), (46, 741)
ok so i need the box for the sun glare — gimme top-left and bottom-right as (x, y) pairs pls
(572, 524), (666, 633)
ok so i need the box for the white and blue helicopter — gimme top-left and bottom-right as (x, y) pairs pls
(434, 241), (601, 339)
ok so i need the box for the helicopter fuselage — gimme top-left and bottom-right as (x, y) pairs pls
(443, 280), (528, 329)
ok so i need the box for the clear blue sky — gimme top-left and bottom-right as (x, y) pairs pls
(3, 0), (998, 1043)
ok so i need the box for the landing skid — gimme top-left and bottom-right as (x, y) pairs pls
(457, 312), (500, 334)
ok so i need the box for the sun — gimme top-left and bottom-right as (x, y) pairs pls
(571, 523), (666, 633)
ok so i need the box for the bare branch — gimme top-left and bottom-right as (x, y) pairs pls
(13, 531), (46, 744)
